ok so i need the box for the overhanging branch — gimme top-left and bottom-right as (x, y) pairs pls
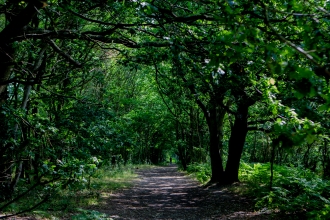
(12, 30), (170, 48)
(46, 39), (82, 67)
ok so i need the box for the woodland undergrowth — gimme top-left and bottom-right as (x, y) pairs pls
(186, 162), (330, 219)
(0, 164), (150, 219)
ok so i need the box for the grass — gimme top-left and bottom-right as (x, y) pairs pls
(0, 164), (154, 220)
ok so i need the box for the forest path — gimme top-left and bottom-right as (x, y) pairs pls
(93, 165), (275, 220)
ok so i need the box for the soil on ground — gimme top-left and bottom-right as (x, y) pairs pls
(5, 165), (303, 219)
(92, 165), (287, 220)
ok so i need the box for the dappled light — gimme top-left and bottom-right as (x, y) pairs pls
(1, 0), (330, 218)
(91, 166), (276, 219)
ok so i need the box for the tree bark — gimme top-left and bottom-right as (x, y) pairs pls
(180, 67), (225, 182)
(0, 1), (45, 101)
(224, 103), (249, 184)
(270, 140), (277, 190)
(207, 105), (224, 182)
(250, 131), (257, 162)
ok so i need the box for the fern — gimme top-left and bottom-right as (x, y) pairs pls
(239, 162), (330, 218)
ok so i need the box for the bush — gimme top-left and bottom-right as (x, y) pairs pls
(239, 162), (330, 219)
(0, 164), (138, 219)
(186, 163), (211, 183)
(72, 209), (109, 220)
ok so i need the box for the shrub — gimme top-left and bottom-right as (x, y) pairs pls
(186, 163), (211, 183)
(239, 162), (330, 219)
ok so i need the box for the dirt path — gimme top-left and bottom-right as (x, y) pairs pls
(93, 165), (277, 220)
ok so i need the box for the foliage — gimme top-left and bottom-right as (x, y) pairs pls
(71, 209), (109, 220)
(1, 0), (330, 216)
(186, 162), (211, 184)
(239, 162), (330, 218)
(0, 164), (138, 219)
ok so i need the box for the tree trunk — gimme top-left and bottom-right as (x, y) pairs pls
(175, 120), (187, 170)
(0, 43), (14, 104)
(0, 2), (45, 199)
(180, 74), (226, 182)
(10, 161), (23, 192)
(270, 140), (277, 190)
(207, 106), (224, 182)
(224, 104), (249, 184)
(0, 1), (45, 100)
(322, 139), (330, 178)
(250, 131), (257, 162)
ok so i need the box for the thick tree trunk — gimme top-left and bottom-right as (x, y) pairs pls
(0, 2), (44, 193)
(178, 145), (187, 170)
(180, 73), (226, 182)
(224, 104), (249, 184)
(0, 2), (45, 99)
(207, 106), (224, 182)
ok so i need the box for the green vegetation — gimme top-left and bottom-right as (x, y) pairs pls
(187, 162), (330, 218)
(1, 164), (141, 219)
(71, 209), (109, 220)
(186, 163), (212, 184)
(1, 0), (330, 218)
(239, 163), (330, 219)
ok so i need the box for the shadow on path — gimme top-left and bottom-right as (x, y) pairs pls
(94, 165), (279, 219)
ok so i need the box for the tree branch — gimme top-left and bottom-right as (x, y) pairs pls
(247, 126), (272, 133)
(0, 195), (50, 219)
(0, 1), (45, 42)
(181, 76), (209, 120)
(12, 30), (170, 48)
(46, 39), (82, 67)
